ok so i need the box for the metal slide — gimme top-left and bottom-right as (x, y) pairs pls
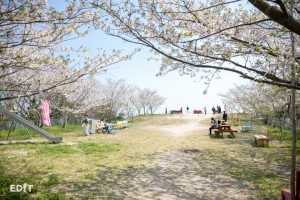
(0, 107), (63, 143)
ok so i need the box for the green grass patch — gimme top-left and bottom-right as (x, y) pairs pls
(36, 144), (76, 155)
(0, 164), (38, 200)
(0, 128), (32, 141)
(84, 174), (97, 180)
(36, 191), (73, 200)
(0, 124), (83, 141)
(43, 124), (82, 135)
(78, 141), (120, 155)
(267, 126), (293, 140)
(42, 174), (60, 187)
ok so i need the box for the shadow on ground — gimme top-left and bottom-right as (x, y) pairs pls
(59, 149), (260, 200)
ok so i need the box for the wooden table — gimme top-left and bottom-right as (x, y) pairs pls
(214, 124), (237, 137)
(170, 110), (182, 114)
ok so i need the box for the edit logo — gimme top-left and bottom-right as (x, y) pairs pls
(10, 184), (33, 192)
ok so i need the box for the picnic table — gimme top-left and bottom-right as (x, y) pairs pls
(170, 110), (182, 114)
(214, 124), (237, 137)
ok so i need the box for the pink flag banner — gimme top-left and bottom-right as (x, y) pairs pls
(41, 100), (51, 126)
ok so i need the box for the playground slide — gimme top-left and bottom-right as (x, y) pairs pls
(0, 107), (63, 143)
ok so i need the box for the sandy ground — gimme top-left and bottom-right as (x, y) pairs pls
(146, 113), (212, 137)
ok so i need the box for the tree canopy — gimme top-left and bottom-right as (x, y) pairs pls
(0, 0), (131, 101)
(92, 0), (299, 90)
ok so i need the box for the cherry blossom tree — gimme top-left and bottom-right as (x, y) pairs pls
(98, 79), (166, 119)
(98, 78), (128, 122)
(131, 88), (144, 115)
(93, 0), (299, 90)
(0, 0), (132, 101)
(120, 85), (138, 119)
(139, 88), (152, 115)
(220, 83), (297, 130)
(48, 77), (105, 128)
(145, 90), (166, 114)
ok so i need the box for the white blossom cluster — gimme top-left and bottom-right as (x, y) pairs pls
(0, 0), (130, 101)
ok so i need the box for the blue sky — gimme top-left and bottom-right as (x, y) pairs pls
(72, 29), (246, 114)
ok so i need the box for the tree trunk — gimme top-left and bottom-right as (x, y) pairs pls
(290, 1), (296, 198)
(291, 81), (297, 200)
(63, 112), (68, 130)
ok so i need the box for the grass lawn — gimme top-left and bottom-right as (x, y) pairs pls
(0, 114), (298, 199)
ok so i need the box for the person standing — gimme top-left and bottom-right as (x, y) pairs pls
(212, 106), (216, 114)
(204, 107), (207, 115)
(222, 111), (228, 122)
(82, 116), (90, 136)
(186, 106), (189, 113)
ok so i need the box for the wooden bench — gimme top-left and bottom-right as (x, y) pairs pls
(254, 127), (269, 147)
(213, 129), (220, 136)
(281, 169), (300, 200)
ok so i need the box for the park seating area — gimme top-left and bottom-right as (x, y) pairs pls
(96, 123), (118, 134)
(107, 124), (118, 133)
(242, 120), (252, 132)
(254, 127), (269, 147)
(213, 121), (238, 137)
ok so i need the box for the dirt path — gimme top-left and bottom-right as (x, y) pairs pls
(146, 113), (212, 137)
(82, 114), (258, 200)
(127, 114), (256, 200)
